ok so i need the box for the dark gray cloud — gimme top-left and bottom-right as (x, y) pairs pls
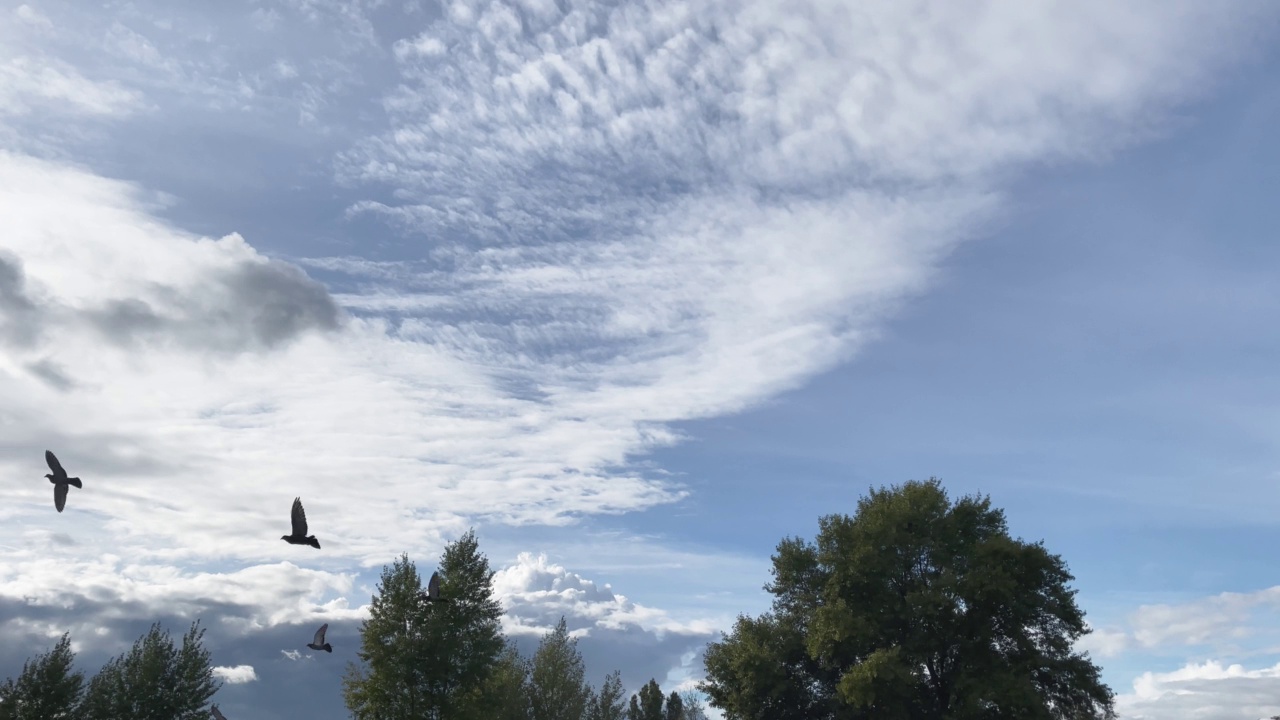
(0, 252), (42, 347)
(83, 258), (342, 353)
(24, 358), (76, 391)
(1, 249), (342, 357)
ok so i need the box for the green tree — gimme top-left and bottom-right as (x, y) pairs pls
(628, 679), (665, 720)
(0, 633), (84, 719)
(344, 529), (506, 720)
(78, 622), (219, 720)
(528, 617), (591, 720)
(459, 640), (530, 720)
(663, 691), (683, 720)
(588, 671), (627, 720)
(701, 478), (1116, 720)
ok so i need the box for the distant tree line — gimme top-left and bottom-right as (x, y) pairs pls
(341, 529), (708, 720)
(0, 622), (219, 719)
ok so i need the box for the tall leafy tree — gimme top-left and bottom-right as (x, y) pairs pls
(78, 622), (219, 720)
(589, 671), (627, 720)
(344, 530), (506, 720)
(702, 478), (1116, 720)
(628, 679), (665, 720)
(0, 633), (84, 719)
(528, 617), (591, 720)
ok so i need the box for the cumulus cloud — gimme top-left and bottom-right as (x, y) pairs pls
(1116, 660), (1280, 720)
(213, 664), (259, 683)
(495, 553), (718, 692)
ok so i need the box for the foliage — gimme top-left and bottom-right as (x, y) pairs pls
(701, 478), (1116, 720)
(663, 691), (683, 720)
(475, 641), (531, 720)
(678, 691), (710, 720)
(78, 622), (220, 720)
(589, 671), (627, 720)
(528, 617), (592, 720)
(343, 529), (506, 720)
(628, 679), (668, 720)
(0, 633), (84, 720)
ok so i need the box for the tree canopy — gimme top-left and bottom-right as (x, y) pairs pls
(701, 478), (1116, 720)
(343, 529), (508, 719)
(78, 622), (220, 720)
(528, 617), (592, 720)
(0, 633), (83, 720)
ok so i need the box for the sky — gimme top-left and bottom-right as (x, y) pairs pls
(1, 0), (1279, 718)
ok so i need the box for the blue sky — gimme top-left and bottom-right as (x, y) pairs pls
(2, 1), (1280, 718)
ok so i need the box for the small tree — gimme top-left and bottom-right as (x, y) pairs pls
(702, 478), (1116, 719)
(678, 691), (709, 720)
(78, 622), (219, 720)
(628, 679), (665, 720)
(528, 617), (591, 720)
(588, 671), (627, 720)
(0, 633), (84, 719)
(663, 691), (683, 720)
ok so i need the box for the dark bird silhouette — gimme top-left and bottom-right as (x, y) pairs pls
(44, 450), (81, 513)
(306, 623), (332, 653)
(418, 570), (452, 604)
(281, 497), (320, 548)
(210, 704), (228, 720)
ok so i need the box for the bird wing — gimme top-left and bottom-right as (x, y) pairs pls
(313, 623), (328, 646)
(211, 706), (227, 720)
(428, 571), (441, 598)
(291, 497), (308, 536)
(54, 483), (68, 512)
(45, 450), (64, 476)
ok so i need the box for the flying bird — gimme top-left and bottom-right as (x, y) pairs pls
(418, 571), (452, 604)
(281, 497), (320, 548)
(44, 450), (82, 513)
(307, 623), (332, 653)
(210, 705), (228, 720)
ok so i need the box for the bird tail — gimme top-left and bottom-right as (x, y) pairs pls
(67, 477), (82, 488)
(308, 536), (321, 549)
(323, 643), (332, 653)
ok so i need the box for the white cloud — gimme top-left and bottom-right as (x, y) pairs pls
(1116, 660), (1280, 720)
(494, 552), (720, 696)
(212, 664), (259, 683)
(1077, 624), (1130, 658)
(0, 57), (141, 118)
(495, 552), (717, 637)
(1129, 587), (1280, 650)
(14, 5), (52, 29)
